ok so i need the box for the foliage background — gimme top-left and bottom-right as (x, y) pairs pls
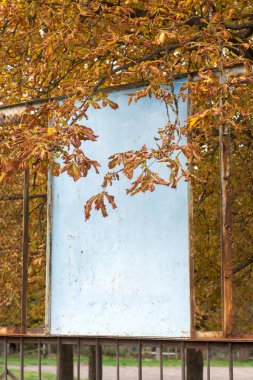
(0, 0), (252, 331)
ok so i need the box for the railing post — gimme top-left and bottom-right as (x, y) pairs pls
(58, 339), (74, 380)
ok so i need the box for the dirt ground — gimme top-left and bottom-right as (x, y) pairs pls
(9, 364), (253, 379)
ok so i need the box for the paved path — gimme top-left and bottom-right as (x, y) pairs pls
(8, 364), (253, 379)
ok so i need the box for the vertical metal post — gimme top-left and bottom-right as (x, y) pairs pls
(96, 339), (102, 380)
(229, 343), (234, 380)
(20, 337), (24, 380)
(57, 338), (61, 380)
(181, 343), (185, 380)
(38, 338), (42, 380)
(21, 168), (30, 332)
(159, 341), (163, 380)
(138, 340), (142, 380)
(116, 340), (120, 380)
(207, 343), (210, 380)
(4, 337), (7, 380)
(219, 123), (233, 337)
(77, 338), (80, 380)
(57, 340), (74, 380)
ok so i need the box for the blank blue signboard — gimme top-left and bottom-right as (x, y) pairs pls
(47, 80), (190, 337)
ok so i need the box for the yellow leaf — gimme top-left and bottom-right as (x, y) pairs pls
(212, 13), (221, 23)
(188, 115), (200, 129)
(228, 8), (236, 18)
(157, 31), (166, 45)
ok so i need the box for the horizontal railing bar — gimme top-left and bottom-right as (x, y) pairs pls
(1, 336), (253, 349)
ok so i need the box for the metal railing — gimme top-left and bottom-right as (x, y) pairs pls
(1, 336), (253, 380)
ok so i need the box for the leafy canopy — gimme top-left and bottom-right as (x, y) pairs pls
(0, 0), (252, 218)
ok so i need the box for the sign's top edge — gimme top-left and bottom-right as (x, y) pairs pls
(0, 62), (249, 111)
(0, 75), (188, 112)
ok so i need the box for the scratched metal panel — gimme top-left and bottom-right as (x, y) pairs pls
(48, 80), (190, 337)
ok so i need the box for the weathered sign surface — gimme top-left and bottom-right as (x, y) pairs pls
(47, 80), (190, 337)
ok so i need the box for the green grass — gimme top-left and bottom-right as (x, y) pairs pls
(1, 355), (253, 369)
(3, 369), (56, 380)
(0, 356), (57, 366)
(105, 357), (182, 367)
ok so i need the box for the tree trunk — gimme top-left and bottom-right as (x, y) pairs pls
(187, 348), (203, 380)
(89, 345), (102, 380)
(58, 344), (74, 380)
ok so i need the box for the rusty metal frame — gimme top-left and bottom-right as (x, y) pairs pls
(44, 79), (194, 339)
(21, 168), (30, 333)
(0, 67), (252, 340)
(219, 122), (233, 337)
(187, 73), (226, 340)
(45, 168), (53, 333)
(187, 74), (196, 339)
